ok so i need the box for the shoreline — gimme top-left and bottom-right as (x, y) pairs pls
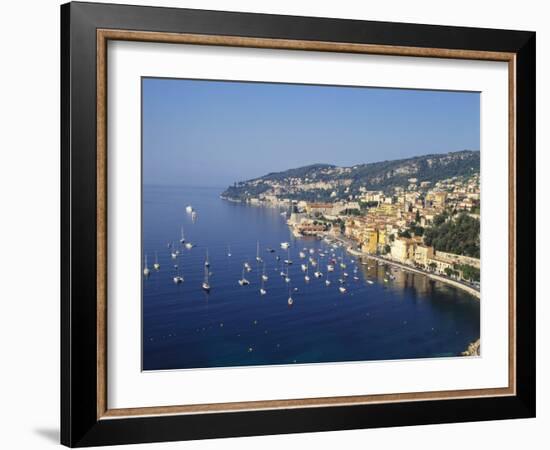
(361, 254), (481, 300)
(322, 234), (480, 300)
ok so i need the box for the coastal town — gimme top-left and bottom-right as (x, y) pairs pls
(225, 170), (481, 290)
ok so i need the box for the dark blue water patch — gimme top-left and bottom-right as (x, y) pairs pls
(142, 185), (480, 370)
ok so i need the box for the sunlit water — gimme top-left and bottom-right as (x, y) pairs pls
(142, 185), (480, 370)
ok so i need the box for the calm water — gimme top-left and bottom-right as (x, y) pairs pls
(142, 185), (480, 371)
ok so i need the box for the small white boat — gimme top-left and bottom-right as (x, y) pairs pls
(339, 286), (347, 293)
(314, 270), (322, 278)
(267, 247), (275, 253)
(227, 245), (232, 257)
(185, 205), (193, 213)
(327, 264), (334, 272)
(299, 251), (306, 259)
(261, 263), (269, 282)
(256, 241), (263, 263)
(343, 272), (349, 278)
(184, 242), (193, 250)
(204, 249), (210, 268)
(287, 284), (294, 306)
(238, 267), (250, 286)
(179, 226), (185, 243)
(340, 263), (347, 269)
(325, 279), (331, 286)
(309, 249), (315, 255)
(202, 266), (210, 292)
(367, 280), (374, 285)
(304, 265), (310, 282)
(353, 276), (359, 281)
(143, 254), (150, 277)
(384, 278), (389, 283)
(301, 264), (307, 272)
(280, 242), (290, 249)
(191, 211), (197, 221)
(244, 261), (252, 272)
(285, 266), (291, 283)
(283, 248), (292, 265)
(153, 252), (160, 271)
(173, 260), (183, 283)
(310, 259), (317, 267)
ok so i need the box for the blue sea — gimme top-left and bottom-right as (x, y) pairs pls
(142, 185), (480, 371)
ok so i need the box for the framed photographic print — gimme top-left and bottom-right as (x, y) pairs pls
(61, 2), (536, 447)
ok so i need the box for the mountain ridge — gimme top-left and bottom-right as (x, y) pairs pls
(222, 150), (480, 202)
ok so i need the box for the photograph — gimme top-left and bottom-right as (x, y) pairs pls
(141, 78), (482, 371)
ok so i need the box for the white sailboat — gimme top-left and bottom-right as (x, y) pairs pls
(327, 264), (334, 272)
(184, 242), (193, 250)
(173, 260), (184, 284)
(367, 280), (374, 285)
(256, 241), (263, 263)
(244, 260), (252, 272)
(179, 226), (185, 243)
(153, 251), (160, 271)
(284, 248), (292, 265)
(299, 251), (306, 259)
(143, 254), (150, 277)
(185, 205), (193, 213)
(261, 263), (269, 282)
(279, 260), (285, 277)
(227, 245), (232, 257)
(301, 263), (307, 272)
(204, 249), (210, 268)
(304, 265), (310, 282)
(325, 270), (331, 286)
(287, 283), (294, 306)
(170, 243), (178, 259)
(280, 242), (290, 249)
(238, 267), (250, 286)
(314, 256), (323, 278)
(339, 286), (347, 293)
(202, 265), (211, 292)
(284, 265), (291, 283)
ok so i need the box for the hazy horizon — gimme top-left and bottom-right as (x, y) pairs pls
(143, 78), (480, 187)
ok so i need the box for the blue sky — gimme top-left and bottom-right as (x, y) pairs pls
(142, 78), (479, 187)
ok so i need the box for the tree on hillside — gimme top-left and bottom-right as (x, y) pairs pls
(424, 213), (480, 258)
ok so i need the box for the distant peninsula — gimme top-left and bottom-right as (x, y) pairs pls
(221, 150), (480, 203)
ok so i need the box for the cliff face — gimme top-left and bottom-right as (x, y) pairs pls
(221, 150), (480, 202)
